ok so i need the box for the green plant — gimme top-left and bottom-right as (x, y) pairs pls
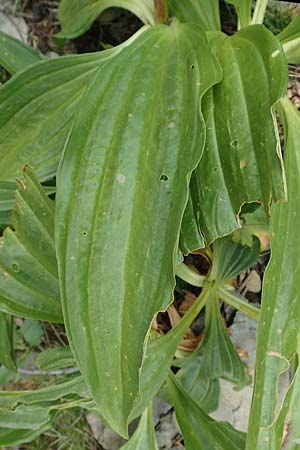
(0, 0), (300, 448)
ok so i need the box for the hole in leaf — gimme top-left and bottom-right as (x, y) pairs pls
(11, 263), (20, 272)
(160, 174), (169, 182)
(230, 139), (239, 149)
(190, 64), (195, 70)
(82, 231), (88, 236)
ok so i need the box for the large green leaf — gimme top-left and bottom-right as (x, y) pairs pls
(167, 372), (246, 450)
(185, 25), (287, 246)
(278, 14), (300, 64)
(0, 311), (16, 371)
(57, 0), (154, 39)
(246, 98), (300, 449)
(0, 49), (123, 181)
(168, 0), (220, 31)
(0, 31), (43, 75)
(55, 22), (221, 436)
(0, 167), (62, 322)
(121, 405), (158, 450)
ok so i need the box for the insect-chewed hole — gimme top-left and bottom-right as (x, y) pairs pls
(11, 263), (20, 272)
(160, 174), (169, 182)
(82, 231), (88, 236)
(190, 64), (195, 70)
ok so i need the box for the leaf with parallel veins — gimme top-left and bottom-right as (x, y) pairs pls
(0, 167), (62, 323)
(55, 21), (222, 436)
(182, 25), (287, 248)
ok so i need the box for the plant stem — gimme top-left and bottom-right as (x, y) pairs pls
(252, 0), (268, 25)
(218, 286), (260, 321)
(175, 263), (206, 287)
(154, 0), (168, 24)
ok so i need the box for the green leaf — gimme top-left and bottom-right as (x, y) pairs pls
(176, 291), (250, 390)
(55, 22), (221, 436)
(246, 98), (300, 449)
(130, 284), (211, 421)
(0, 181), (55, 227)
(209, 235), (261, 284)
(232, 204), (269, 248)
(179, 193), (204, 254)
(0, 405), (52, 430)
(168, 0), (220, 31)
(225, 0), (251, 28)
(274, 361), (300, 450)
(176, 370), (220, 413)
(278, 14), (300, 64)
(121, 405), (158, 450)
(0, 167), (62, 323)
(0, 31), (43, 75)
(57, 0), (155, 39)
(0, 424), (51, 447)
(36, 346), (75, 371)
(21, 319), (43, 346)
(0, 376), (87, 408)
(0, 311), (16, 371)
(0, 50), (118, 181)
(167, 372), (246, 450)
(187, 25), (287, 245)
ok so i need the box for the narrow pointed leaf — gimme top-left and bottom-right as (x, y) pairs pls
(121, 406), (158, 450)
(179, 187), (204, 254)
(36, 346), (75, 371)
(0, 311), (16, 371)
(0, 167), (62, 322)
(278, 14), (300, 64)
(0, 405), (53, 430)
(168, 0), (220, 31)
(167, 373), (246, 450)
(55, 22), (221, 436)
(0, 376), (87, 408)
(57, 0), (155, 39)
(188, 26), (287, 245)
(0, 181), (55, 226)
(246, 98), (300, 449)
(130, 284), (210, 420)
(0, 31), (43, 75)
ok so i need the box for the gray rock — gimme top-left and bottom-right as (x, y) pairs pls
(155, 410), (180, 450)
(0, 2), (28, 42)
